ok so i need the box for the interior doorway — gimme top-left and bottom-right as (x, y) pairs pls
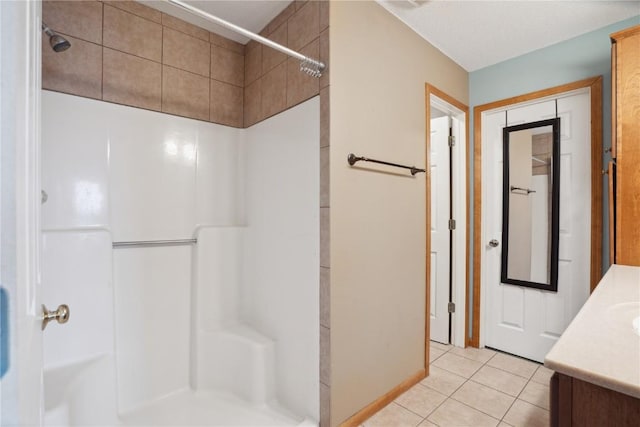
(471, 77), (603, 362)
(425, 85), (468, 355)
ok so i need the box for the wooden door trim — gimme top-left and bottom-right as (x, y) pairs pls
(425, 84), (469, 365)
(470, 76), (603, 347)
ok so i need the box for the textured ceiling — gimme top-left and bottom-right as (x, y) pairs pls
(377, 0), (640, 71)
(143, 0), (639, 71)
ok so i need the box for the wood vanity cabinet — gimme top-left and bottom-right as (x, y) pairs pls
(550, 372), (640, 427)
(610, 25), (640, 266)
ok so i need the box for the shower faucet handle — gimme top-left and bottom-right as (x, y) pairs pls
(42, 304), (70, 331)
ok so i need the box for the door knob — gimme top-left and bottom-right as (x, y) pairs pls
(42, 304), (70, 331)
(489, 239), (500, 247)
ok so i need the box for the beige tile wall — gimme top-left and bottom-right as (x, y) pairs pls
(42, 0), (245, 128)
(244, 0), (329, 127)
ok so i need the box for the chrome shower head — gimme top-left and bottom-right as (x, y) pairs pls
(42, 22), (71, 52)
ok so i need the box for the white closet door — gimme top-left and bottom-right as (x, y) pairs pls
(430, 116), (450, 344)
(483, 92), (591, 362)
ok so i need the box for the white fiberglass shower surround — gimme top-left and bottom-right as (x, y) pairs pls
(40, 91), (320, 425)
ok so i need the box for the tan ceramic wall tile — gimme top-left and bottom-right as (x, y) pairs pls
(320, 382), (330, 427)
(161, 12), (209, 42)
(320, 325), (330, 385)
(320, 86), (329, 148)
(263, 23), (288, 74)
(162, 66), (210, 121)
(211, 46), (244, 87)
(103, 48), (161, 111)
(261, 62), (287, 119)
(320, 266), (330, 328)
(288, 1), (319, 51)
(210, 32), (244, 54)
(42, 33), (102, 100)
(287, 39), (320, 108)
(320, 207), (329, 267)
(43, 0), (103, 44)
(244, 78), (262, 127)
(319, 0), (329, 31)
(295, 0), (311, 12)
(103, 5), (162, 62)
(210, 80), (243, 128)
(163, 27), (210, 77)
(320, 146), (330, 207)
(103, 1), (161, 23)
(319, 29), (329, 89)
(262, 3), (296, 36)
(245, 41), (262, 86)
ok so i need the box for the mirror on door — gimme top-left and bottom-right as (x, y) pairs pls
(501, 118), (560, 291)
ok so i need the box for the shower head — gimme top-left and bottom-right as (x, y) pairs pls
(42, 22), (71, 52)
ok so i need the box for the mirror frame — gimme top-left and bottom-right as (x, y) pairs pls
(501, 118), (560, 292)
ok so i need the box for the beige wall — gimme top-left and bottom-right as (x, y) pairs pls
(328, 2), (467, 425)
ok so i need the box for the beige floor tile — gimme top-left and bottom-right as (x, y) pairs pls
(519, 380), (550, 410)
(430, 341), (451, 352)
(471, 365), (528, 397)
(503, 399), (549, 427)
(487, 352), (539, 379)
(451, 380), (515, 419)
(427, 398), (499, 426)
(395, 384), (447, 418)
(432, 353), (483, 379)
(531, 366), (554, 385)
(449, 346), (496, 363)
(421, 366), (467, 396)
(418, 419), (437, 427)
(363, 402), (423, 427)
(429, 347), (445, 363)
(498, 422), (514, 427)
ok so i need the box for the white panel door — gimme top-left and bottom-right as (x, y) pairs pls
(430, 116), (450, 344)
(1, 1), (43, 424)
(483, 91), (591, 362)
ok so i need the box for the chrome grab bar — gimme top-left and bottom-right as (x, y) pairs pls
(112, 239), (197, 248)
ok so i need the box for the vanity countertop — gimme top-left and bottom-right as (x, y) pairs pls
(545, 264), (640, 398)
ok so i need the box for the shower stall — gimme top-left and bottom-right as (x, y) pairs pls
(40, 91), (320, 425)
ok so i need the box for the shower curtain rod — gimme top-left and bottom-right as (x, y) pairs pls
(166, 0), (326, 78)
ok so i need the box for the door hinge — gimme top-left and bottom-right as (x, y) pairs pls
(448, 135), (456, 147)
(448, 302), (455, 313)
(448, 219), (456, 230)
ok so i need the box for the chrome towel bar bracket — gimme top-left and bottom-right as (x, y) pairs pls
(347, 153), (425, 176)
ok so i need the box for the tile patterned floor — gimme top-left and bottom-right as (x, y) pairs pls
(362, 342), (553, 427)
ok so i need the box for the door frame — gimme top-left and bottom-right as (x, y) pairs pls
(0, 0), (43, 424)
(425, 84), (469, 369)
(470, 76), (603, 347)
